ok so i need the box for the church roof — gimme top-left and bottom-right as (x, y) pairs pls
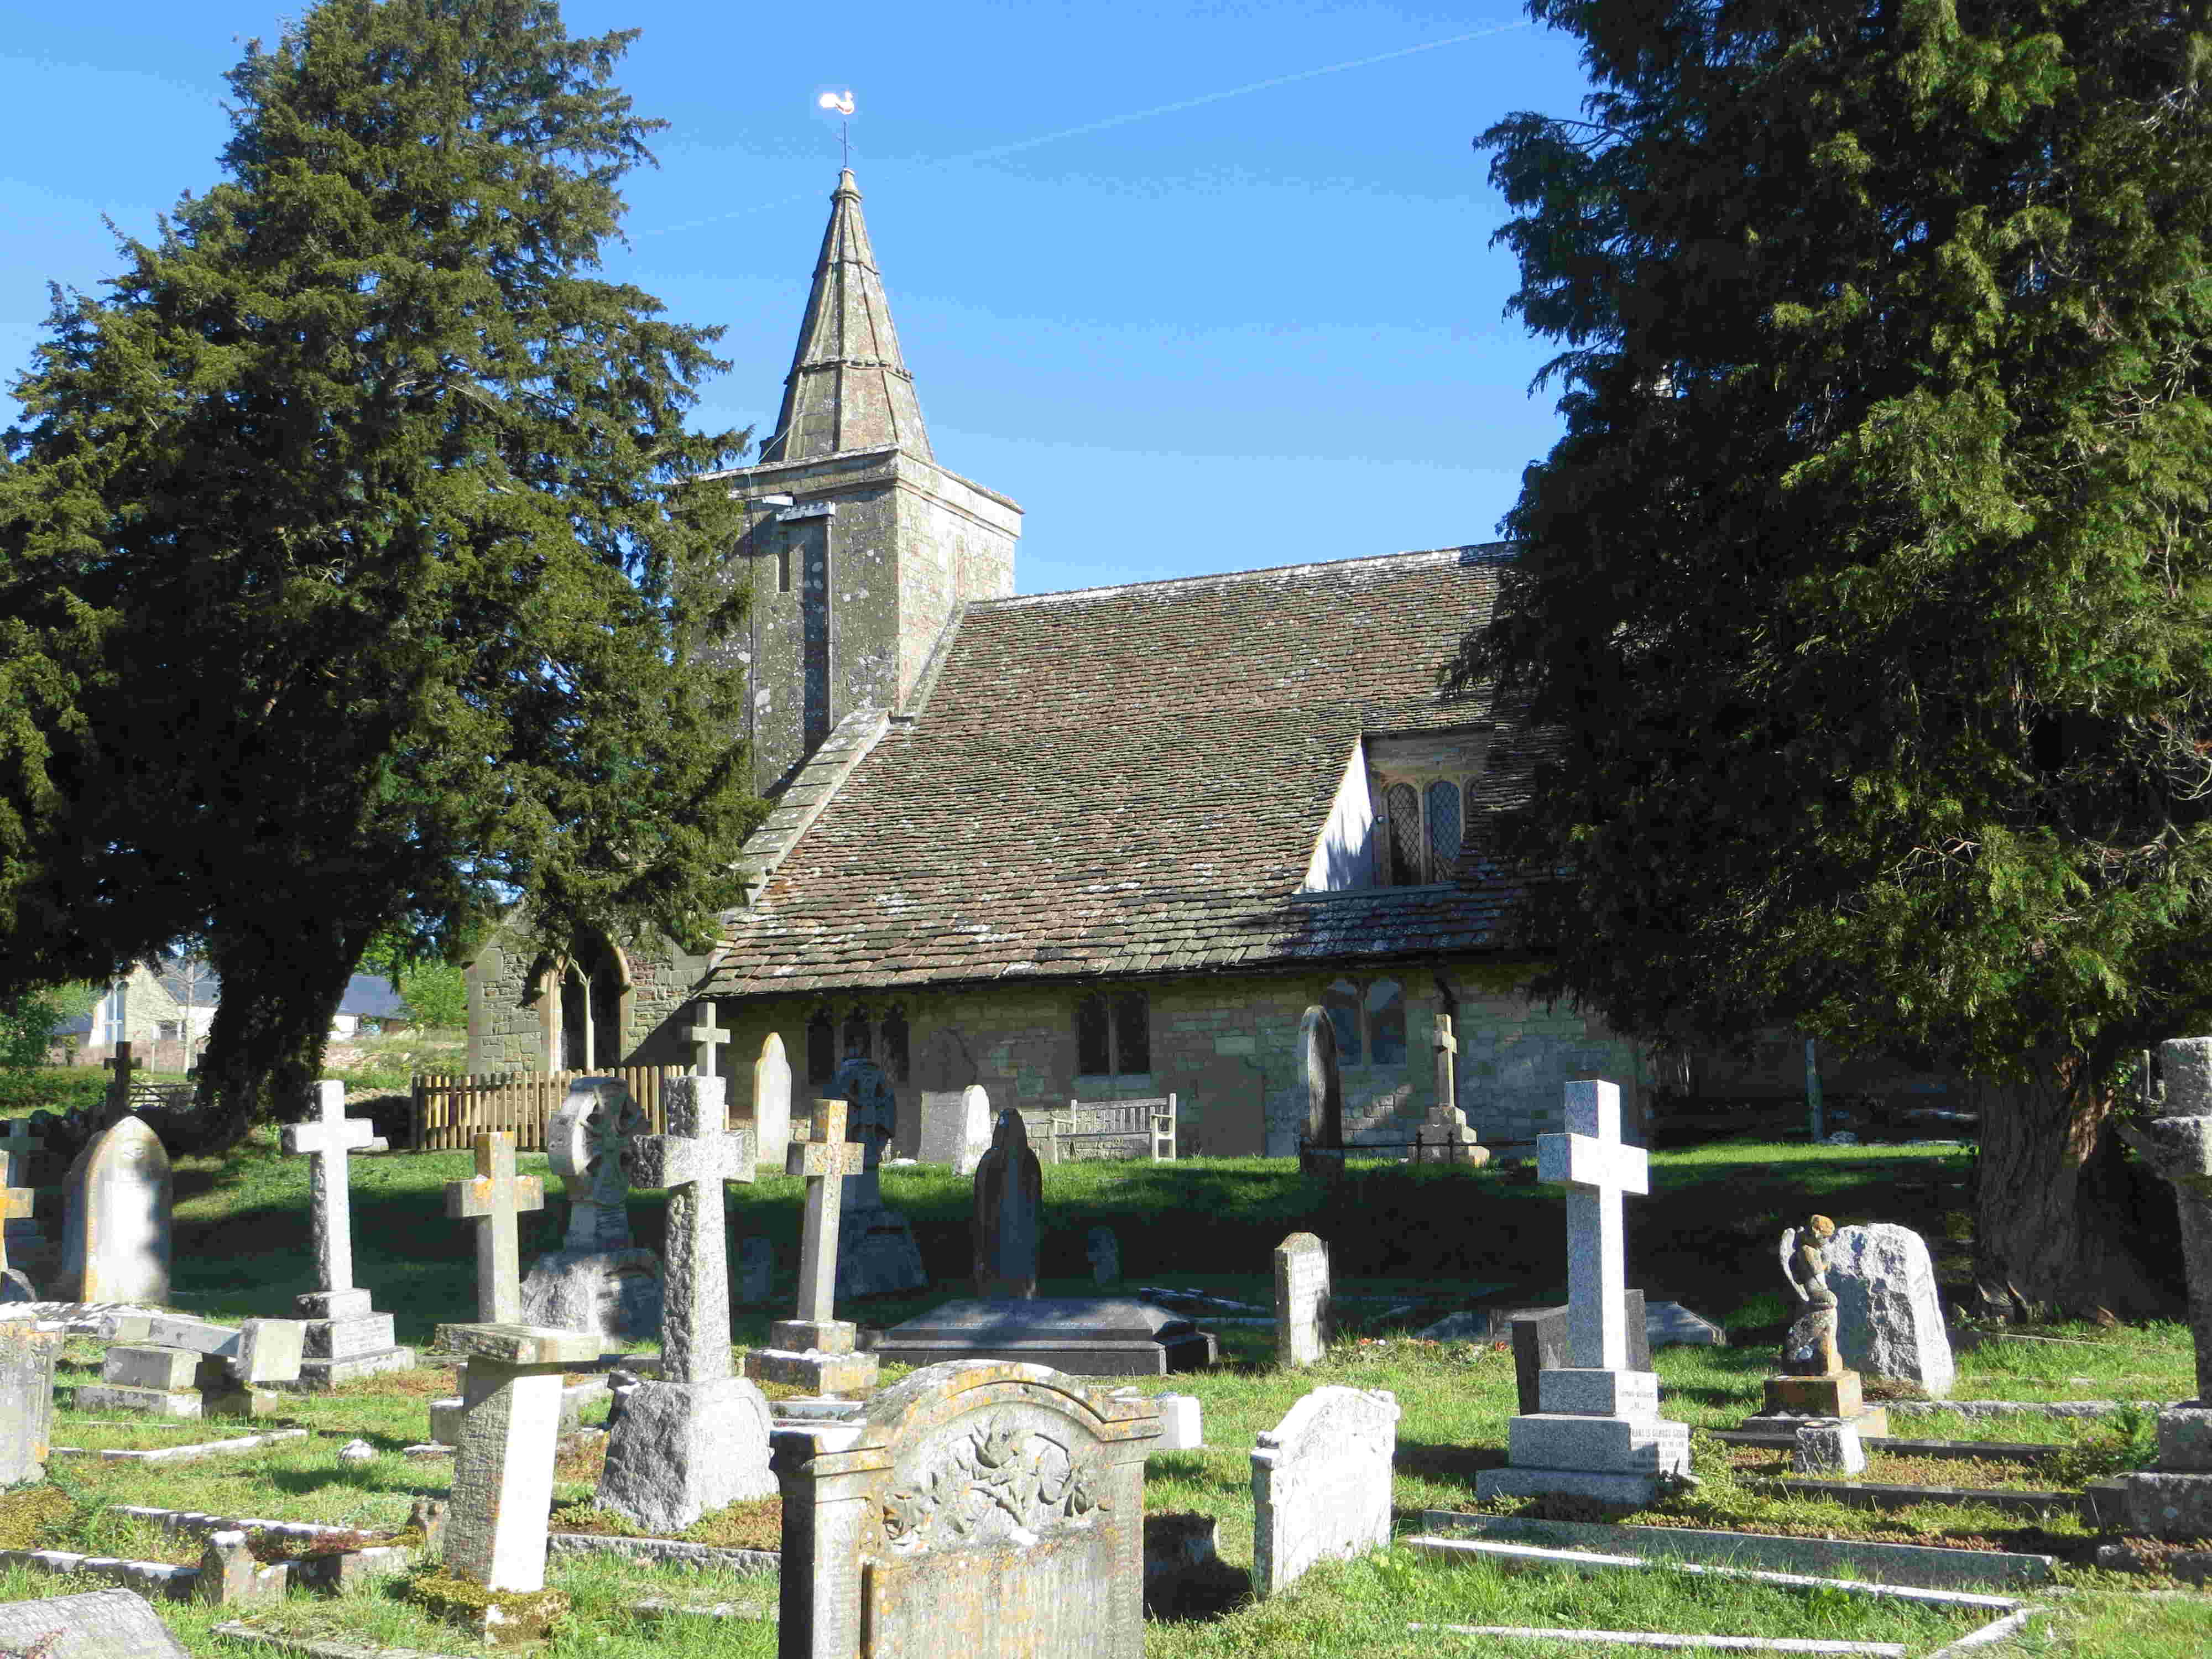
(701, 546), (1545, 1000)
(758, 170), (932, 463)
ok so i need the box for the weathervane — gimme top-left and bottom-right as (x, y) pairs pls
(817, 90), (855, 170)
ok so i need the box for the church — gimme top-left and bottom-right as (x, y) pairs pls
(463, 169), (1937, 1155)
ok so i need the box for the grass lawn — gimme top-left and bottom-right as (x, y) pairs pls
(0, 1099), (2203, 1653)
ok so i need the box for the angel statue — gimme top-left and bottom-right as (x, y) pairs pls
(1778, 1213), (1842, 1376)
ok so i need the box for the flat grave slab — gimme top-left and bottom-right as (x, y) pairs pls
(1757, 1475), (2090, 1519)
(0, 1586), (191, 1658)
(872, 1295), (1218, 1375)
(48, 1426), (309, 1464)
(1418, 1509), (2056, 1589)
(1708, 1429), (2065, 1463)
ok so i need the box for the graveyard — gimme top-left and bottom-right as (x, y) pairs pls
(2, 1055), (2211, 1658)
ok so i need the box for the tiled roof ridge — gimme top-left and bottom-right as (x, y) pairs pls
(978, 542), (1514, 611)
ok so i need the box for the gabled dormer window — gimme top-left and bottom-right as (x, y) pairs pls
(1379, 775), (1478, 885)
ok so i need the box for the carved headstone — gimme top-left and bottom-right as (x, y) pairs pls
(1274, 1233), (1331, 1369)
(774, 1361), (1160, 1659)
(1251, 1385), (1399, 1598)
(744, 1098), (880, 1395)
(919, 1084), (993, 1176)
(57, 1116), (171, 1305)
(830, 1055), (928, 1297)
(1, 1321), (60, 1484)
(974, 1108), (1044, 1300)
(521, 1076), (664, 1340)
(0, 1587), (191, 1658)
(444, 1131), (546, 1324)
(753, 1032), (794, 1173)
(1297, 1006), (1345, 1177)
(281, 1080), (414, 1386)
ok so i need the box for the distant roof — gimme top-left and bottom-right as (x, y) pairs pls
(703, 545), (1547, 1000)
(157, 963), (221, 1005)
(337, 974), (409, 1019)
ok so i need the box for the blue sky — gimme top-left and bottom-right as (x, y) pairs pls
(1, 1), (1597, 595)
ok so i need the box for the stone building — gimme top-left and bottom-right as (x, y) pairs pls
(464, 168), (1953, 1154)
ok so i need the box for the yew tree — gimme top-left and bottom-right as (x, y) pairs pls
(0, 0), (760, 1145)
(1460, 0), (2212, 1315)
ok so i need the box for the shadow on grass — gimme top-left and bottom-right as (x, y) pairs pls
(1393, 1436), (1507, 1496)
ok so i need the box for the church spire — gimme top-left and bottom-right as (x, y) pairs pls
(760, 169), (933, 463)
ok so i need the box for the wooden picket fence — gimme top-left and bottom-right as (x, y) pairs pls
(408, 1066), (687, 1152)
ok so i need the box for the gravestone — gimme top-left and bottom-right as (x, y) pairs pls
(1478, 1079), (1690, 1505)
(1296, 1006), (1345, 1178)
(774, 1361), (1160, 1658)
(1828, 1222), (1955, 1398)
(686, 1000), (732, 1079)
(745, 1098), (881, 1395)
(56, 1115), (171, 1305)
(444, 1130), (547, 1323)
(522, 1075), (665, 1340)
(79, 1314), (305, 1419)
(282, 1080), (415, 1386)
(919, 1083), (993, 1176)
(753, 1032), (794, 1172)
(830, 1056), (927, 1297)
(1, 1320), (61, 1483)
(1796, 1418), (1867, 1476)
(1250, 1384), (1398, 1598)
(1510, 1292), (1652, 1417)
(0, 1587), (191, 1659)
(599, 1073), (776, 1533)
(1274, 1232), (1331, 1368)
(973, 1107), (1043, 1300)
(1088, 1226), (1121, 1286)
(2, 1114), (46, 1284)
(444, 1322), (602, 1639)
(875, 1297), (1218, 1377)
(2111, 1034), (2212, 1537)
(738, 1236), (775, 1303)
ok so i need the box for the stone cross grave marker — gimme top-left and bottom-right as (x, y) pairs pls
(1274, 1233), (1331, 1368)
(753, 1032), (793, 1172)
(1, 1114), (43, 1291)
(775, 1361), (1161, 1659)
(2, 1321), (61, 1484)
(830, 1054), (897, 1208)
(830, 1054), (928, 1298)
(686, 1000), (732, 1079)
(1, 1170), (33, 1299)
(280, 1080), (380, 1312)
(58, 1115), (171, 1305)
(546, 1077), (643, 1253)
(444, 1133), (546, 1325)
(1251, 1384), (1398, 1598)
(1433, 1001), (1458, 1116)
(626, 1073), (754, 1384)
(598, 1073), (774, 1532)
(1, 1113), (40, 1182)
(973, 1107), (1042, 1300)
(1088, 1225), (1121, 1286)
(743, 1098), (879, 1394)
(1548, 1079), (1645, 1370)
(1478, 1078), (1689, 1506)
(101, 1041), (140, 1117)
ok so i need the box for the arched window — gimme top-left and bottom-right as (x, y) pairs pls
(1426, 779), (1462, 874)
(1368, 980), (1407, 1066)
(840, 1005), (872, 1063)
(1385, 783), (1423, 885)
(551, 936), (625, 1071)
(880, 1004), (910, 1083)
(806, 1006), (835, 1086)
(1323, 978), (1363, 1063)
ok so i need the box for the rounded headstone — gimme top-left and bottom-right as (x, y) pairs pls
(1828, 1222), (1955, 1398)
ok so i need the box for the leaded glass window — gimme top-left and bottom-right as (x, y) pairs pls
(840, 1005), (871, 1062)
(806, 1008), (835, 1085)
(1386, 782), (1422, 885)
(1113, 991), (1151, 1075)
(1075, 993), (1112, 1076)
(881, 1004), (910, 1083)
(1323, 978), (1363, 1063)
(1368, 979), (1407, 1066)
(1426, 779), (1462, 878)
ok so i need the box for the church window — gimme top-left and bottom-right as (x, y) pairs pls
(840, 1004), (871, 1063)
(1426, 779), (1462, 873)
(777, 547), (791, 594)
(1384, 784), (1422, 885)
(1368, 980), (1407, 1066)
(551, 937), (625, 1071)
(1074, 989), (1150, 1077)
(806, 1006), (835, 1085)
(1323, 979), (1363, 1063)
(881, 1004), (910, 1083)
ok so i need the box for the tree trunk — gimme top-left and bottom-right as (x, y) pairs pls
(1970, 1050), (2179, 1321)
(192, 913), (360, 1152)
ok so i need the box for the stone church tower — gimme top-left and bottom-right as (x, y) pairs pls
(709, 170), (1021, 792)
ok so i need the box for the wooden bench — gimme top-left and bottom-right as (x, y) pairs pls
(1021, 1095), (1177, 1163)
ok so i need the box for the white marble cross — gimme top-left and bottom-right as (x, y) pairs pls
(444, 1132), (546, 1324)
(687, 1001), (732, 1079)
(629, 1074), (755, 1383)
(1536, 1080), (1648, 1371)
(789, 1099), (867, 1327)
(280, 1081), (379, 1296)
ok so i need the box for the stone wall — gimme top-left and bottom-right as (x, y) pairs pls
(463, 920), (712, 1077)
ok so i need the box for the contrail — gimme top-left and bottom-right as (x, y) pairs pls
(638, 19), (1530, 240)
